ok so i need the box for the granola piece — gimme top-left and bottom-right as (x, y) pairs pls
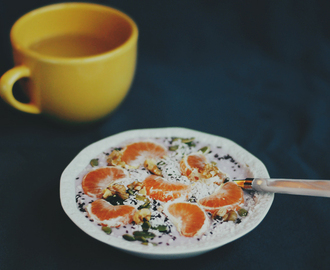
(200, 162), (227, 185)
(128, 181), (144, 191)
(107, 149), (126, 167)
(212, 207), (227, 219)
(222, 210), (238, 222)
(103, 183), (129, 200)
(133, 208), (152, 224)
(144, 158), (162, 176)
(102, 188), (114, 199)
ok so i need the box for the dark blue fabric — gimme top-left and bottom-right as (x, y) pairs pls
(1, 0), (330, 269)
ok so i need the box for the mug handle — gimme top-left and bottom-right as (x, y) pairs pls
(0, 65), (41, 114)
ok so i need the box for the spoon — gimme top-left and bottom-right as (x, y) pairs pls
(233, 178), (330, 197)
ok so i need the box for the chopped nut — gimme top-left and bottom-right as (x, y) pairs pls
(139, 186), (147, 195)
(133, 208), (152, 224)
(128, 181), (145, 192)
(127, 181), (138, 190)
(107, 149), (126, 167)
(134, 182), (144, 191)
(212, 207), (227, 219)
(105, 183), (129, 200)
(144, 158), (162, 176)
(110, 183), (126, 193)
(200, 162), (220, 178)
(222, 210), (238, 222)
(102, 189), (113, 199)
(197, 161), (227, 185)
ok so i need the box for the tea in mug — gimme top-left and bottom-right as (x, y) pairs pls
(29, 34), (120, 58)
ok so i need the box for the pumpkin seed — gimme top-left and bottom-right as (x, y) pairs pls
(198, 146), (210, 154)
(127, 189), (135, 195)
(122, 234), (136, 241)
(238, 208), (248, 217)
(172, 137), (195, 143)
(141, 242), (157, 246)
(101, 226), (112, 235)
(135, 194), (149, 202)
(133, 231), (155, 239)
(181, 137), (195, 143)
(141, 221), (151, 231)
(137, 200), (151, 210)
(90, 159), (99, 167)
(186, 141), (196, 147)
(169, 145), (179, 151)
(152, 225), (168, 232)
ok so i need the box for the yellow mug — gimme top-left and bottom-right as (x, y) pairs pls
(0, 2), (138, 124)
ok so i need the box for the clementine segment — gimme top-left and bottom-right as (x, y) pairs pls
(164, 202), (209, 237)
(121, 141), (167, 167)
(180, 152), (227, 184)
(180, 152), (207, 181)
(198, 182), (244, 213)
(86, 199), (136, 227)
(82, 167), (127, 198)
(143, 175), (191, 202)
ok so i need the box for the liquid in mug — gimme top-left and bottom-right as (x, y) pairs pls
(29, 34), (120, 58)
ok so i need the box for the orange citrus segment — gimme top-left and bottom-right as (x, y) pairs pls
(82, 167), (127, 198)
(164, 202), (209, 237)
(121, 141), (167, 167)
(180, 152), (207, 181)
(86, 199), (136, 227)
(143, 175), (191, 202)
(180, 152), (227, 184)
(198, 182), (244, 213)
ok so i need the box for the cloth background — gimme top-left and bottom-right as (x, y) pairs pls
(1, 0), (330, 269)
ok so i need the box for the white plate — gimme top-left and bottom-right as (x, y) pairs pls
(60, 127), (274, 259)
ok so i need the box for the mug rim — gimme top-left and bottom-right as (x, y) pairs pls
(10, 2), (138, 63)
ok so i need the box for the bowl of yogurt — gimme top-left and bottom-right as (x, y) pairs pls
(60, 127), (274, 259)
